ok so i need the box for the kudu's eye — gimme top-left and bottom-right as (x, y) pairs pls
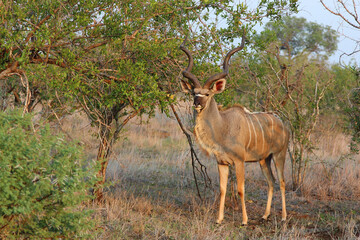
(205, 93), (210, 96)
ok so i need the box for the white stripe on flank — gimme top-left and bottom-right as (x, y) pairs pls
(244, 114), (252, 149)
(269, 115), (274, 138)
(253, 114), (265, 152)
(280, 118), (285, 144)
(249, 114), (257, 149)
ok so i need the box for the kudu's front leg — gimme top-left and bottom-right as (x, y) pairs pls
(216, 164), (229, 224)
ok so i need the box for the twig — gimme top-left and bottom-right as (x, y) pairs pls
(169, 103), (212, 200)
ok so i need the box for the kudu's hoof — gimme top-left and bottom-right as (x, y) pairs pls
(260, 217), (269, 223)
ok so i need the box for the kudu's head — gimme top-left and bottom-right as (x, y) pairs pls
(180, 36), (245, 113)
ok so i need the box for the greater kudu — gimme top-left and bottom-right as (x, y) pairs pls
(180, 36), (290, 225)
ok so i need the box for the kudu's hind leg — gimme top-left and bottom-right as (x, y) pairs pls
(234, 160), (248, 225)
(273, 150), (287, 221)
(259, 155), (275, 220)
(216, 164), (229, 224)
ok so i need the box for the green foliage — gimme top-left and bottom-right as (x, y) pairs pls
(323, 64), (358, 111)
(0, 109), (98, 239)
(0, 0), (300, 114)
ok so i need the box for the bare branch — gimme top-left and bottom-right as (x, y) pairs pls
(320, 0), (360, 29)
(339, 0), (360, 26)
(170, 103), (212, 200)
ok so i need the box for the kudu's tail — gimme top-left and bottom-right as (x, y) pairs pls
(266, 154), (276, 183)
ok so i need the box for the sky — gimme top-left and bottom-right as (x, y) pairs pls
(295, 0), (359, 65)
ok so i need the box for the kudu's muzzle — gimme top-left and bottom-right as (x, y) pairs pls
(194, 94), (207, 113)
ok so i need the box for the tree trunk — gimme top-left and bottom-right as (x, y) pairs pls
(93, 104), (128, 202)
(94, 124), (112, 202)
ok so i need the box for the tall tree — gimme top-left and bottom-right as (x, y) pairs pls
(255, 16), (338, 60)
(0, 0), (298, 200)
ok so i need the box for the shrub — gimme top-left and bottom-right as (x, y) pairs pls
(0, 110), (98, 239)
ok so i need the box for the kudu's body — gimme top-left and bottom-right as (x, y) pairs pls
(180, 36), (290, 225)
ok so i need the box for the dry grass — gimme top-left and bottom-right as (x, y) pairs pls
(58, 103), (360, 239)
(302, 115), (360, 200)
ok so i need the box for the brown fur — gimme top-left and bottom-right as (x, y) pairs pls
(217, 103), (246, 111)
(192, 94), (290, 225)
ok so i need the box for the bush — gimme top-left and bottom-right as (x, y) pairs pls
(0, 110), (98, 239)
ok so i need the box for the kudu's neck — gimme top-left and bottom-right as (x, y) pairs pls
(196, 98), (223, 126)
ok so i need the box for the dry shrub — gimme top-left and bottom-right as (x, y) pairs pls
(299, 115), (360, 200)
(302, 157), (360, 200)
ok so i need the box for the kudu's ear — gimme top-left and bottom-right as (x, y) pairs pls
(180, 79), (193, 93)
(212, 79), (226, 93)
